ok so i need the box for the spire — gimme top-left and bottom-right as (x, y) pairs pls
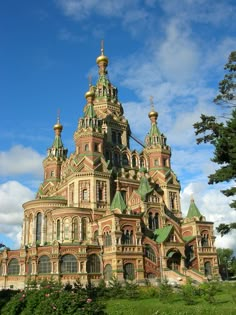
(186, 198), (203, 219)
(48, 111), (67, 159)
(110, 180), (126, 212)
(84, 76), (96, 118)
(96, 39), (109, 76)
(145, 97), (163, 147)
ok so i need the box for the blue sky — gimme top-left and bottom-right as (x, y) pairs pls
(0, 0), (236, 251)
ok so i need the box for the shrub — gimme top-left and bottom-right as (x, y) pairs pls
(108, 276), (124, 298)
(180, 279), (198, 305)
(158, 278), (173, 303)
(199, 281), (220, 304)
(124, 281), (140, 299)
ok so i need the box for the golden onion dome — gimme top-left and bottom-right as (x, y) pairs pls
(148, 110), (158, 119)
(84, 89), (94, 99)
(53, 122), (63, 131)
(96, 53), (109, 65)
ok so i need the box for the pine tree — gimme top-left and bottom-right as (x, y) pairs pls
(193, 51), (236, 235)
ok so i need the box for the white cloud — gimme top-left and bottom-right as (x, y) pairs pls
(56, 0), (134, 20)
(0, 145), (43, 177)
(181, 182), (236, 252)
(0, 181), (35, 248)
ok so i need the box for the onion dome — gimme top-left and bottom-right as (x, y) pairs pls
(148, 109), (158, 119)
(96, 40), (109, 65)
(54, 115), (63, 133)
(148, 96), (158, 120)
(84, 89), (95, 99)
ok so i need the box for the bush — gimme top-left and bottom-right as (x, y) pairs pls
(158, 278), (173, 303)
(108, 276), (124, 298)
(124, 281), (140, 299)
(1, 280), (107, 315)
(199, 281), (220, 304)
(180, 279), (198, 305)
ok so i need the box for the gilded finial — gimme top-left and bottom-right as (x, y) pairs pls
(148, 96), (158, 120)
(54, 108), (63, 132)
(96, 39), (109, 66)
(85, 75), (94, 99)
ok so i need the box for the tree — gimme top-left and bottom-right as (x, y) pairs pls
(217, 248), (236, 279)
(193, 51), (236, 236)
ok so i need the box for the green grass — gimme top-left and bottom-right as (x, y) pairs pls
(105, 283), (236, 315)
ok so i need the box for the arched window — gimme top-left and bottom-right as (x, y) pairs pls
(148, 212), (159, 230)
(132, 156), (137, 167)
(85, 144), (89, 151)
(56, 219), (60, 240)
(204, 261), (212, 277)
(104, 264), (112, 281)
(121, 228), (134, 245)
(73, 218), (79, 241)
(124, 263), (135, 280)
(104, 232), (112, 246)
(145, 245), (156, 263)
(36, 212), (42, 242)
(64, 218), (70, 240)
(122, 154), (129, 166)
(148, 212), (153, 229)
(201, 233), (209, 247)
(81, 217), (87, 241)
(8, 258), (19, 275)
(38, 255), (51, 274)
(86, 254), (100, 273)
(60, 254), (77, 273)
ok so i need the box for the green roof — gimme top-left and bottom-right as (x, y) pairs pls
(110, 191), (126, 212)
(154, 225), (173, 243)
(52, 135), (64, 149)
(187, 199), (202, 219)
(149, 122), (160, 137)
(137, 175), (153, 201)
(84, 103), (96, 118)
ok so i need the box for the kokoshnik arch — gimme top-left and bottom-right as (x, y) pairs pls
(0, 44), (219, 289)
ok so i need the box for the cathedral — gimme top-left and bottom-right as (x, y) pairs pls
(0, 45), (219, 289)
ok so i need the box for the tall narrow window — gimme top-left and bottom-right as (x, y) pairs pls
(36, 213), (42, 242)
(86, 254), (100, 273)
(81, 217), (87, 241)
(38, 255), (51, 274)
(57, 219), (60, 240)
(132, 156), (136, 167)
(8, 258), (20, 275)
(104, 264), (112, 280)
(82, 189), (88, 201)
(112, 131), (116, 144)
(60, 254), (77, 273)
(73, 218), (79, 241)
(124, 263), (135, 280)
(64, 219), (70, 240)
